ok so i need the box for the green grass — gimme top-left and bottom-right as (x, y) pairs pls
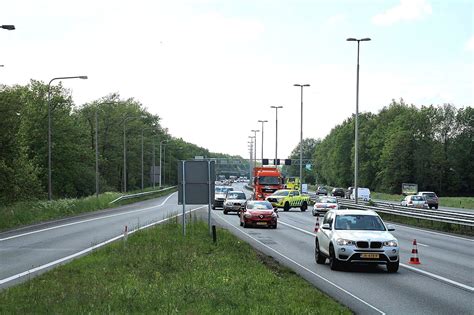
(0, 221), (351, 314)
(0, 187), (177, 233)
(372, 192), (474, 210)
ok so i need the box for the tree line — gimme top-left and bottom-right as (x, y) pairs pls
(287, 100), (473, 196)
(0, 80), (244, 204)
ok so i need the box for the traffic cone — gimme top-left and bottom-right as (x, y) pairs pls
(409, 239), (421, 264)
(314, 215), (320, 232)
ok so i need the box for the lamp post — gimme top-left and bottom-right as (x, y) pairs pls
(122, 115), (146, 193)
(251, 129), (260, 168)
(248, 135), (256, 169)
(248, 140), (253, 180)
(159, 140), (168, 187)
(270, 106), (283, 165)
(257, 120), (268, 161)
(347, 37), (371, 204)
(294, 84), (310, 191)
(47, 75), (88, 200)
(141, 127), (156, 190)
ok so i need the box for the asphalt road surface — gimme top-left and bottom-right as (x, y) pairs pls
(1, 186), (473, 314)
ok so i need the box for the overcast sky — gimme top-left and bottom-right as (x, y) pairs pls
(1, 0), (472, 159)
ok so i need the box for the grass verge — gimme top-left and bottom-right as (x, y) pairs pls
(0, 220), (351, 314)
(372, 192), (474, 210)
(378, 213), (474, 237)
(0, 187), (177, 233)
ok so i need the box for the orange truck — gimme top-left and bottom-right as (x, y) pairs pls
(252, 167), (284, 200)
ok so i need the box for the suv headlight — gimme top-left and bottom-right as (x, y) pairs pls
(383, 240), (398, 247)
(336, 238), (355, 246)
(244, 213), (253, 218)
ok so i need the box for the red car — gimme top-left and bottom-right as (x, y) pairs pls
(239, 200), (278, 229)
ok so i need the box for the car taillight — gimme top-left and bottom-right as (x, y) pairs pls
(329, 205), (336, 208)
(408, 201), (413, 205)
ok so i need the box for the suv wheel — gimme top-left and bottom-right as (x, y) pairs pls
(300, 201), (308, 212)
(284, 202), (290, 212)
(387, 261), (399, 273)
(329, 245), (342, 271)
(315, 239), (326, 264)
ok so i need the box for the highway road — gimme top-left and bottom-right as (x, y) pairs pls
(212, 183), (474, 314)
(0, 193), (204, 289)
(1, 185), (473, 314)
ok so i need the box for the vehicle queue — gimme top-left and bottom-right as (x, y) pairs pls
(212, 175), (405, 273)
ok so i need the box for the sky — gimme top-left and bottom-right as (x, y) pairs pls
(1, 0), (473, 159)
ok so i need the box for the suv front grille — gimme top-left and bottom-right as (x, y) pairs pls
(370, 242), (382, 248)
(357, 241), (369, 248)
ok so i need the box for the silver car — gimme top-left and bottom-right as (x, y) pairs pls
(223, 191), (247, 214)
(401, 195), (428, 208)
(314, 209), (399, 273)
(312, 196), (339, 216)
(213, 186), (234, 209)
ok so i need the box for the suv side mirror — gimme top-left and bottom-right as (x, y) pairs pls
(387, 224), (395, 231)
(322, 223), (331, 230)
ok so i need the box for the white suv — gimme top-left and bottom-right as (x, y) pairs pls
(314, 209), (399, 272)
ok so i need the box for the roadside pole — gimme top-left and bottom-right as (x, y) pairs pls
(208, 160), (212, 235)
(182, 160), (186, 236)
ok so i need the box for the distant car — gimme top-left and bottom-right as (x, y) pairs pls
(213, 186), (234, 209)
(345, 187), (353, 199)
(316, 186), (328, 196)
(331, 188), (345, 198)
(350, 187), (371, 201)
(239, 200), (278, 229)
(401, 195), (428, 209)
(312, 196), (339, 216)
(417, 191), (439, 209)
(223, 191), (247, 214)
(314, 209), (399, 273)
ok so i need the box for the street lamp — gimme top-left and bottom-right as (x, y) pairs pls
(141, 126), (157, 190)
(121, 114), (146, 193)
(1, 25), (15, 30)
(270, 106), (283, 165)
(47, 75), (88, 200)
(248, 140), (254, 180)
(347, 37), (371, 204)
(251, 129), (260, 168)
(159, 140), (168, 187)
(257, 120), (268, 161)
(294, 84), (310, 191)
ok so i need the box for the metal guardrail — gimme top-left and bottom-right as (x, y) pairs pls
(109, 186), (177, 204)
(333, 198), (474, 227)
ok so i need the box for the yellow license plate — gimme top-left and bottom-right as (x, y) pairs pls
(360, 253), (379, 259)
(256, 222), (267, 225)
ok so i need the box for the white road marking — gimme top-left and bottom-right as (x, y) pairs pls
(216, 214), (386, 315)
(416, 242), (429, 247)
(0, 205), (206, 286)
(0, 192), (177, 242)
(400, 264), (474, 292)
(278, 219), (474, 293)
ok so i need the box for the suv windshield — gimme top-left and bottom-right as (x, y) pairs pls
(258, 176), (280, 185)
(227, 192), (246, 199)
(335, 215), (386, 231)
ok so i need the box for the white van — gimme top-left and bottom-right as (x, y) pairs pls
(350, 188), (371, 201)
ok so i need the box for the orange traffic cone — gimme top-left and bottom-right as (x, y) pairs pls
(314, 215), (320, 232)
(409, 239), (421, 264)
